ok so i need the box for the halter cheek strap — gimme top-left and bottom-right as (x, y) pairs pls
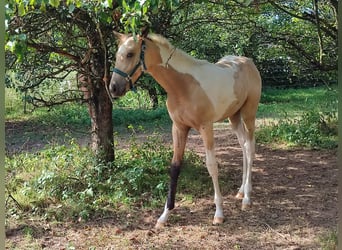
(112, 40), (147, 91)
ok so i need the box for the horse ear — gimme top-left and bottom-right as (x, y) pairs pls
(113, 31), (126, 43)
(141, 26), (150, 38)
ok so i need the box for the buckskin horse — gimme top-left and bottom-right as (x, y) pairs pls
(109, 31), (262, 228)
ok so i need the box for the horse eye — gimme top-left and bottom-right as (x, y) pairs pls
(127, 52), (134, 58)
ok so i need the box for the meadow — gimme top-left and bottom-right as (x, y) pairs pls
(5, 86), (338, 249)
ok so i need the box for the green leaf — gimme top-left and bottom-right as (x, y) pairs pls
(18, 2), (26, 16)
(68, 3), (75, 13)
(18, 33), (27, 41)
(122, 0), (128, 10)
(142, 5), (148, 15)
(85, 188), (93, 197)
(40, 1), (46, 11)
(106, 0), (113, 8)
(75, 0), (82, 8)
(49, 0), (60, 8)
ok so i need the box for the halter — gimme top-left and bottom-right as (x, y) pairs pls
(112, 40), (147, 91)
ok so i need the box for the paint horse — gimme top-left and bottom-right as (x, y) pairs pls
(109, 31), (262, 228)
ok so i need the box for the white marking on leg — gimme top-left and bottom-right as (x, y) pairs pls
(242, 137), (255, 208)
(234, 122), (247, 197)
(206, 149), (224, 223)
(156, 203), (171, 228)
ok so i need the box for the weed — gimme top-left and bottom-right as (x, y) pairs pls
(23, 226), (34, 239)
(257, 110), (338, 149)
(5, 133), (207, 222)
(319, 230), (338, 250)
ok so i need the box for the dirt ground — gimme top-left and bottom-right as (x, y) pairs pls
(5, 123), (338, 249)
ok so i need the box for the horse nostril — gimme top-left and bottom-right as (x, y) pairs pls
(110, 83), (117, 94)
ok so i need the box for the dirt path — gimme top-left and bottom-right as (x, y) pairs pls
(5, 124), (338, 249)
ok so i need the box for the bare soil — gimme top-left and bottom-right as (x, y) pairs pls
(5, 122), (338, 249)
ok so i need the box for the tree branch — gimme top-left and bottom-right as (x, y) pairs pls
(269, 0), (337, 40)
(27, 41), (81, 62)
(31, 90), (86, 108)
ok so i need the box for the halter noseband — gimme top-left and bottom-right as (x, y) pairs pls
(112, 40), (147, 91)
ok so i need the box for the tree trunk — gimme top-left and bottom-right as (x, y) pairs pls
(147, 86), (159, 109)
(79, 72), (114, 163)
(85, 25), (114, 163)
(88, 78), (114, 162)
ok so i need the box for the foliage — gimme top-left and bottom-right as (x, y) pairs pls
(257, 86), (338, 149)
(6, 0), (338, 105)
(5, 134), (207, 221)
(319, 230), (338, 250)
(6, 136), (169, 220)
(253, 0), (337, 87)
(257, 110), (337, 149)
(169, 0), (337, 87)
(6, 0), (115, 106)
(6, 89), (170, 130)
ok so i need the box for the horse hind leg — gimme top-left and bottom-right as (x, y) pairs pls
(230, 113), (247, 199)
(230, 111), (256, 210)
(241, 127), (255, 211)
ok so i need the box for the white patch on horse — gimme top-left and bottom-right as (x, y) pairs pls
(155, 40), (239, 122)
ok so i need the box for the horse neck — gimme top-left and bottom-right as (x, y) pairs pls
(145, 39), (201, 97)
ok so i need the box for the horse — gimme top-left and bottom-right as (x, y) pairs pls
(109, 31), (262, 228)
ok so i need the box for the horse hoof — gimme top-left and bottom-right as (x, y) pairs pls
(235, 192), (244, 199)
(155, 221), (165, 229)
(241, 203), (251, 211)
(212, 217), (224, 225)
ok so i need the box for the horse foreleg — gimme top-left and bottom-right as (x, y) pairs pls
(155, 123), (189, 228)
(155, 163), (180, 228)
(200, 124), (224, 225)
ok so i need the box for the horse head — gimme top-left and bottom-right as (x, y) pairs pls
(109, 30), (148, 97)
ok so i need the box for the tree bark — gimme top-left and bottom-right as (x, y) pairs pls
(75, 8), (115, 163)
(88, 79), (114, 162)
(79, 73), (114, 162)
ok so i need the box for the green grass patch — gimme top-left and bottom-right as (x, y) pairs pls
(5, 135), (208, 222)
(256, 110), (338, 149)
(113, 107), (171, 129)
(257, 86), (338, 149)
(258, 86), (337, 119)
(319, 230), (338, 250)
(6, 88), (170, 131)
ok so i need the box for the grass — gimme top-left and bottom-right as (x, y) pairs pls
(319, 230), (338, 250)
(256, 86), (338, 149)
(5, 86), (338, 213)
(5, 135), (209, 223)
(256, 110), (338, 149)
(258, 86), (337, 119)
(5, 86), (338, 249)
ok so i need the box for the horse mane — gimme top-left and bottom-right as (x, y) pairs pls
(147, 33), (208, 65)
(147, 34), (173, 50)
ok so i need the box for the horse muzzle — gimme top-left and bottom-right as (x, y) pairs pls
(109, 77), (129, 98)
